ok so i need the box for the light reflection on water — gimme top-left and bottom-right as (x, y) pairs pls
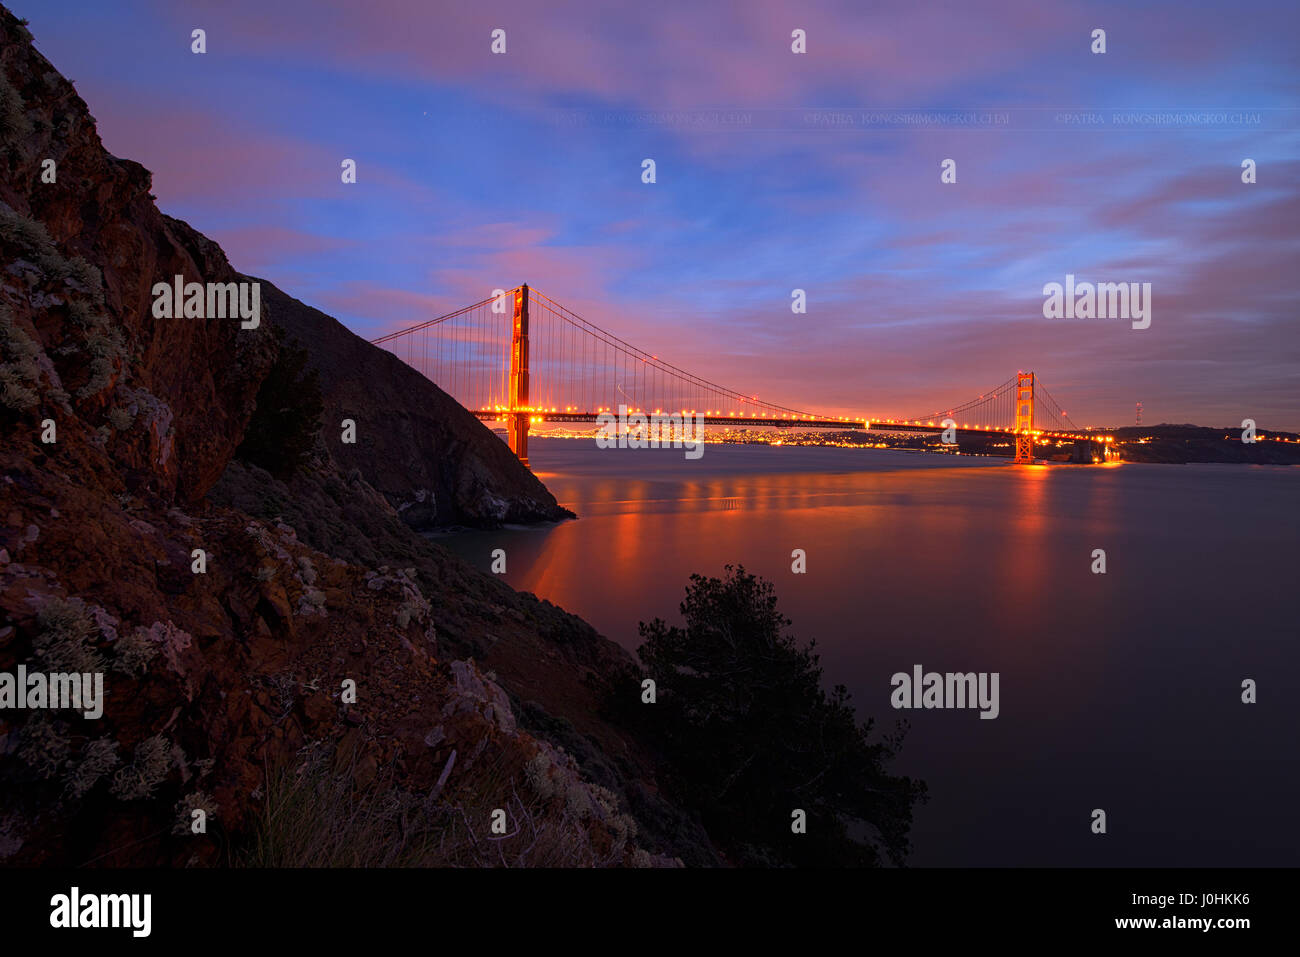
(437, 438), (1300, 866)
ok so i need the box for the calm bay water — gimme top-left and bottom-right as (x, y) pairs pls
(437, 437), (1300, 866)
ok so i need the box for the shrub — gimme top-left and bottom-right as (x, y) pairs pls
(0, 71), (31, 143)
(75, 328), (126, 399)
(111, 627), (157, 676)
(34, 597), (105, 673)
(65, 257), (102, 295)
(0, 303), (42, 411)
(240, 739), (640, 868)
(238, 742), (432, 867)
(524, 753), (558, 799)
(0, 364), (39, 411)
(110, 734), (172, 800)
(298, 587), (327, 616)
(66, 299), (99, 330)
(633, 565), (927, 867)
(107, 406), (132, 431)
(16, 716), (70, 780)
(565, 783), (593, 819)
(394, 596), (425, 628)
(0, 202), (51, 252)
(172, 790), (219, 836)
(66, 738), (121, 799)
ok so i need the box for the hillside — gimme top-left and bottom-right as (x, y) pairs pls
(0, 6), (710, 867)
(249, 279), (573, 529)
(1110, 425), (1300, 465)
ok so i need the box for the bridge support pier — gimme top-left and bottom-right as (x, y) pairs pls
(508, 414), (529, 468)
(1013, 371), (1035, 464)
(508, 284), (530, 467)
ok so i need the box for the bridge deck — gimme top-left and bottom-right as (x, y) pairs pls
(472, 411), (1105, 442)
(472, 411), (862, 429)
(866, 421), (1104, 441)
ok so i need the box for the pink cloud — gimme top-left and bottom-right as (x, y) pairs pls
(155, 0), (1100, 110)
(87, 95), (339, 206)
(208, 226), (359, 268)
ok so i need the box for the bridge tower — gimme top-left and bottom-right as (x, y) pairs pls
(508, 284), (531, 467)
(1013, 371), (1035, 464)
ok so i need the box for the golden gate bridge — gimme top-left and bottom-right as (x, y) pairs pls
(370, 284), (1110, 466)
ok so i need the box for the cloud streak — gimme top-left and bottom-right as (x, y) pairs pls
(23, 0), (1300, 428)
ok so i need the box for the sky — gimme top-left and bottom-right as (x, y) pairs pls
(20, 0), (1300, 428)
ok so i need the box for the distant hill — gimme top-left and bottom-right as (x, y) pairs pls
(1111, 425), (1300, 464)
(252, 279), (572, 529)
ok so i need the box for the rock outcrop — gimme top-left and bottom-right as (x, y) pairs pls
(257, 281), (574, 529)
(0, 6), (711, 867)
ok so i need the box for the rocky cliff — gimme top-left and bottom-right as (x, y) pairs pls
(0, 6), (711, 867)
(254, 280), (573, 529)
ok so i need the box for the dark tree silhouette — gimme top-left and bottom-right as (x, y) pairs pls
(634, 565), (926, 866)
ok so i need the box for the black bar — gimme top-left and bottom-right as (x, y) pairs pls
(0, 867), (1284, 944)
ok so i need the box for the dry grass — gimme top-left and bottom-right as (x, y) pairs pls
(237, 738), (631, 868)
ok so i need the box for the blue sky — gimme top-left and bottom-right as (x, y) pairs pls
(20, 0), (1300, 427)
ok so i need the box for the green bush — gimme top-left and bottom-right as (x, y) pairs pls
(110, 734), (172, 801)
(0, 71), (31, 143)
(0, 201), (50, 251)
(16, 716), (70, 780)
(632, 565), (926, 867)
(75, 328), (126, 399)
(34, 597), (105, 673)
(0, 303), (42, 412)
(66, 738), (121, 799)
